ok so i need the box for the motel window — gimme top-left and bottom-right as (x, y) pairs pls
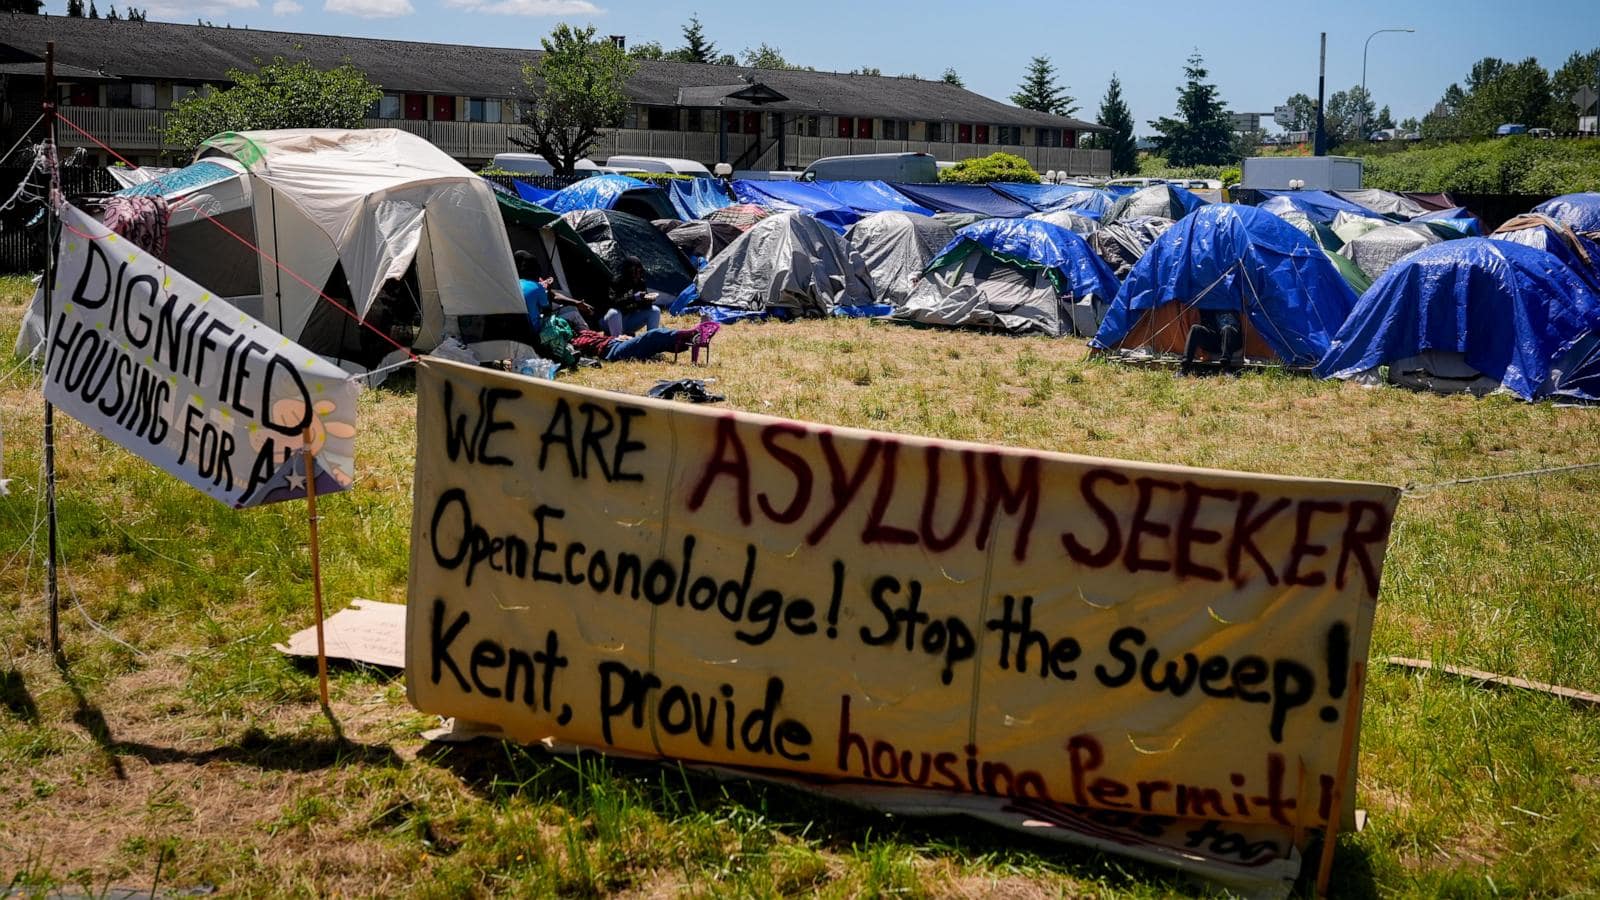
(997, 125), (1020, 145)
(371, 93), (403, 119)
(170, 84), (200, 107)
(467, 98), (502, 123)
(881, 119), (909, 140)
(976, 124), (990, 144)
(1037, 127), (1061, 148)
(686, 109), (706, 132)
(789, 115), (820, 137)
(107, 82), (157, 109)
(646, 106), (678, 130)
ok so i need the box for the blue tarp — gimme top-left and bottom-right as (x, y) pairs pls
(930, 217), (1120, 303)
(667, 178), (733, 219)
(541, 174), (655, 214)
(815, 180), (934, 216)
(991, 184), (1117, 219)
(888, 183), (1036, 218)
(1256, 190), (1385, 225)
(1490, 222), (1600, 292)
(1092, 204), (1359, 366)
(1315, 239), (1600, 400)
(731, 180), (860, 231)
(1533, 193), (1600, 234)
(117, 162), (236, 197)
(513, 180), (557, 206)
(1413, 207), (1483, 236)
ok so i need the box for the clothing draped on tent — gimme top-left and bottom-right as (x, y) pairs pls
(888, 183), (1036, 218)
(667, 178), (734, 219)
(1316, 238), (1600, 401)
(896, 218), (1120, 337)
(845, 212), (955, 308)
(703, 203), (772, 231)
(673, 212), (879, 320)
(1092, 204), (1358, 366)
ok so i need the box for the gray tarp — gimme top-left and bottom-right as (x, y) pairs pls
(1026, 209), (1100, 237)
(897, 253), (1072, 335)
(1339, 223), (1443, 281)
(1089, 216), (1174, 278)
(1333, 189), (1428, 221)
(845, 212), (955, 308)
(654, 219), (744, 262)
(689, 211), (878, 315)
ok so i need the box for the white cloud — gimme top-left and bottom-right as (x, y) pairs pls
(323, 0), (414, 17)
(442, 0), (601, 15)
(143, 0), (257, 15)
(271, 0), (302, 12)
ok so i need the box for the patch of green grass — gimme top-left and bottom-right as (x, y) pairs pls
(2, 283), (1599, 896)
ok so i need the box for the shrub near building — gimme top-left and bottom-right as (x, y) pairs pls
(940, 152), (1040, 184)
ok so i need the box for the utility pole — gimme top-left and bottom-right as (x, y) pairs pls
(1315, 33), (1327, 156)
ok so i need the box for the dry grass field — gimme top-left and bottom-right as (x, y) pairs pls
(3, 274), (1599, 897)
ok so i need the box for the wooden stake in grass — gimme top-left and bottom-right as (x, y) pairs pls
(302, 427), (330, 709)
(1315, 660), (1367, 898)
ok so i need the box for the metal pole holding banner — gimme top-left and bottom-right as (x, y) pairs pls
(41, 41), (62, 666)
(1315, 660), (1367, 897)
(302, 429), (330, 709)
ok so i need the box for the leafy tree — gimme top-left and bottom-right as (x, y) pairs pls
(515, 24), (636, 175)
(714, 53), (736, 66)
(1551, 49), (1600, 130)
(1325, 85), (1375, 142)
(1399, 116), (1420, 134)
(939, 151), (1038, 184)
(162, 58), (382, 152)
(1373, 105), (1396, 132)
(741, 43), (795, 70)
(1422, 83), (1468, 139)
(66, 0), (85, 15)
(1010, 55), (1076, 117)
(1148, 51), (1235, 166)
(941, 68), (964, 87)
(1090, 73), (1138, 175)
(673, 14), (718, 64)
(1276, 92), (1317, 132)
(1460, 56), (1552, 133)
(628, 40), (666, 61)
(0, 0), (44, 11)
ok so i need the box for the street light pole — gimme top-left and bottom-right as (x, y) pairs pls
(1360, 26), (1415, 140)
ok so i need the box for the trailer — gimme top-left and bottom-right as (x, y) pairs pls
(1240, 156), (1363, 191)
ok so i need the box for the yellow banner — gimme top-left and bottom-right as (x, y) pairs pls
(407, 358), (1399, 890)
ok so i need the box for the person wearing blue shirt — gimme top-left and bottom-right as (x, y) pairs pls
(516, 250), (593, 332)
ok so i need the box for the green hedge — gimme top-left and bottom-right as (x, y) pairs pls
(1358, 138), (1600, 194)
(938, 152), (1039, 184)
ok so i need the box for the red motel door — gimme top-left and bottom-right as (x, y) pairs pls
(433, 95), (456, 121)
(404, 94), (426, 120)
(857, 118), (873, 139)
(958, 123), (972, 143)
(976, 125), (990, 144)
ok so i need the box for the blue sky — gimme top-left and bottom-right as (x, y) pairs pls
(46, 0), (1600, 129)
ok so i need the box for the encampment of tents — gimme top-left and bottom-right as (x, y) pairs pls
(1491, 214), (1600, 292)
(672, 212), (879, 320)
(1316, 238), (1600, 400)
(1533, 193), (1600, 237)
(541, 174), (678, 221)
(731, 180), (860, 232)
(1102, 184), (1207, 224)
(1092, 204), (1358, 367)
(494, 191), (614, 308)
(1339, 223), (1446, 282)
(560, 209), (699, 300)
(32, 128), (524, 368)
(654, 219), (745, 268)
(895, 218), (1120, 337)
(1089, 216), (1174, 278)
(845, 212), (955, 309)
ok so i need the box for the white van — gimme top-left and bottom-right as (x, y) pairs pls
(492, 153), (602, 175)
(605, 155), (713, 177)
(800, 152), (939, 183)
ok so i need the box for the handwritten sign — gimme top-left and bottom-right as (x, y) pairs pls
(406, 358), (1400, 891)
(43, 205), (358, 508)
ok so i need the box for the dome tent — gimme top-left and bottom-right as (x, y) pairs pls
(540, 173), (678, 221)
(845, 212), (956, 308)
(1103, 184), (1207, 224)
(493, 192), (614, 308)
(1256, 191), (1384, 226)
(560, 209), (699, 300)
(1088, 216), (1174, 278)
(1532, 193), (1600, 238)
(654, 219), (745, 268)
(1338, 223), (1445, 282)
(1316, 239), (1600, 400)
(21, 129), (525, 368)
(1491, 214), (1600, 292)
(895, 218), (1120, 337)
(672, 212), (879, 321)
(1092, 204), (1359, 367)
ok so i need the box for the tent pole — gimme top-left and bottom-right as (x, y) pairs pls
(302, 428), (330, 709)
(42, 41), (63, 667)
(1314, 660), (1366, 896)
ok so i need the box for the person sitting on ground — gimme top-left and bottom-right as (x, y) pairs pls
(515, 250), (595, 331)
(1179, 306), (1243, 376)
(566, 321), (719, 365)
(604, 256), (663, 337)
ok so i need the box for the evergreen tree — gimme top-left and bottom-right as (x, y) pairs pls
(1010, 56), (1076, 116)
(106, 4), (119, 19)
(1552, 48), (1600, 130)
(1373, 105), (1396, 131)
(0, 0), (45, 11)
(1092, 73), (1138, 175)
(88, 0), (99, 17)
(673, 14), (718, 64)
(66, 0), (86, 15)
(941, 67), (964, 88)
(125, 5), (144, 19)
(1148, 51), (1235, 166)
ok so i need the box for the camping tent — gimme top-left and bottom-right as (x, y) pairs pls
(1491, 214), (1600, 292)
(1026, 209), (1100, 236)
(1316, 238), (1600, 400)
(1256, 191), (1383, 226)
(845, 212), (955, 308)
(896, 218), (1120, 336)
(494, 192), (614, 308)
(1092, 204), (1359, 366)
(1532, 193), (1600, 237)
(1339, 223), (1445, 281)
(560, 209), (698, 300)
(654, 219), (745, 267)
(731, 180), (861, 231)
(932, 211), (990, 230)
(1257, 200), (1372, 293)
(1332, 189), (1427, 220)
(672, 212), (879, 320)
(1103, 184), (1207, 224)
(704, 204), (772, 231)
(541, 174), (678, 220)
(667, 178), (734, 219)
(888, 183), (1036, 218)
(1413, 207), (1483, 236)
(38, 128), (526, 366)
(1089, 216), (1174, 278)
(1331, 212), (1389, 245)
